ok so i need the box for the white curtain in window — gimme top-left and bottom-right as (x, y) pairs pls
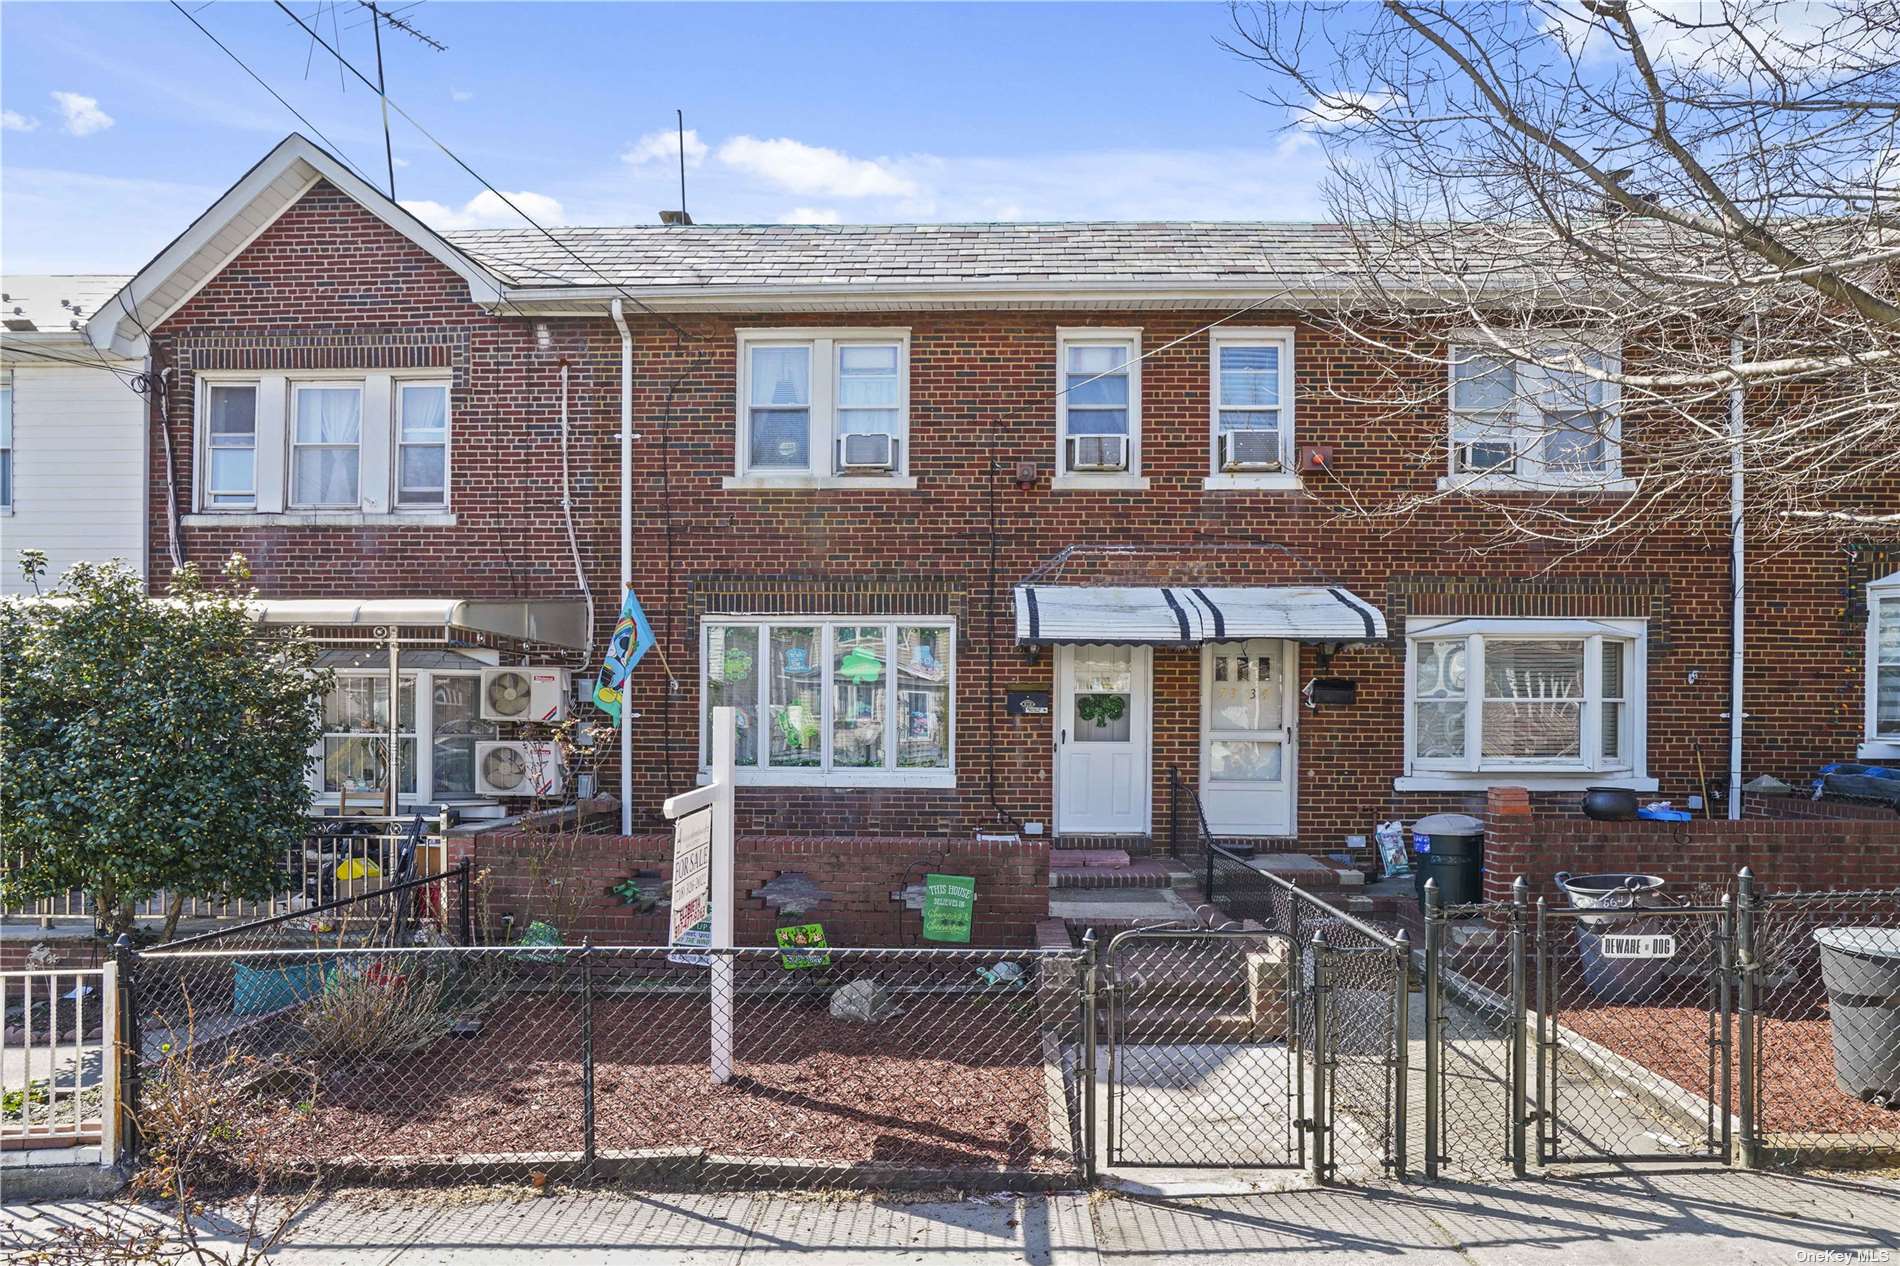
(294, 388), (362, 505)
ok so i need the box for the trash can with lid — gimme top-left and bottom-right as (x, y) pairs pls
(1412, 813), (1484, 907)
(1554, 871), (1669, 1002)
(1813, 927), (1900, 1106)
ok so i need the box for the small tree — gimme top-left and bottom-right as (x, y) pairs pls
(0, 554), (328, 940)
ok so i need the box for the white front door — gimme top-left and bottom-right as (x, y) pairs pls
(1056, 644), (1151, 836)
(1200, 639), (1295, 837)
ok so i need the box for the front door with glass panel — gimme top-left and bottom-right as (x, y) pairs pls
(1200, 640), (1294, 837)
(1056, 645), (1151, 836)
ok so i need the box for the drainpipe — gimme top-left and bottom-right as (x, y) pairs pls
(612, 299), (634, 835)
(1728, 334), (1745, 820)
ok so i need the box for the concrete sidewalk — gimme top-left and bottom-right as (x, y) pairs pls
(4, 1168), (1897, 1263)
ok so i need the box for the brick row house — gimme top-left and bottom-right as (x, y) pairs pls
(82, 135), (1899, 934)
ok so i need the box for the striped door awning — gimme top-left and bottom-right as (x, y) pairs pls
(1013, 585), (1386, 646)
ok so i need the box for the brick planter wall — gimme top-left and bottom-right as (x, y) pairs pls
(1481, 786), (1900, 903)
(466, 829), (1050, 948)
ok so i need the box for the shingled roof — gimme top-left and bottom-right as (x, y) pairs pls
(443, 221), (1377, 291)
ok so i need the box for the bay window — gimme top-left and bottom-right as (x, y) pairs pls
(731, 330), (910, 484)
(701, 618), (953, 785)
(1446, 341), (1625, 489)
(1403, 618), (1648, 786)
(1865, 571), (1900, 757)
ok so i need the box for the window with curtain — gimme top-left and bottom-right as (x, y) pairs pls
(1062, 342), (1132, 436)
(397, 382), (449, 507)
(1447, 343), (1620, 484)
(1871, 583), (1900, 743)
(748, 344), (812, 470)
(1407, 623), (1640, 774)
(703, 619), (954, 781)
(291, 384), (363, 507)
(1057, 331), (1140, 477)
(205, 383), (258, 508)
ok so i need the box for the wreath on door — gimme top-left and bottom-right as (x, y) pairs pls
(1075, 693), (1127, 728)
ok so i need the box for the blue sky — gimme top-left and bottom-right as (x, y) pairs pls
(0, 1), (1335, 273)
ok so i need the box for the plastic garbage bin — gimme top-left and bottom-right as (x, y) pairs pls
(1554, 871), (1670, 1003)
(1412, 813), (1484, 907)
(1813, 927), (1900, 1106)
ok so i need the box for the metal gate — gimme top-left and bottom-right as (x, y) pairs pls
(1535, 898), (1734, 1165)
(1101, 927), (1305, 1169)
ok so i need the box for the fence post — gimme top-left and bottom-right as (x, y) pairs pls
(1534, 895), (1549, 1167)
(1309, 928), (1330, 1185)
(457, 856), (474, 947)
(1080, 929), (1099, 1185)
(580, 940), (596, 1173)
(1391, 930), (1410, 1181)
(113, 933), (141, 1164)
(1422, 879), (1441, 1181)
(1509, 876), (1529, 1178)
(1735, 867), (1759, 1170)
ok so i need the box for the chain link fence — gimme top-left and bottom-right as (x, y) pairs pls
(123, 943), (1084, 1191)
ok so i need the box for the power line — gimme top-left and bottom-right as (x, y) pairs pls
(170, 1), (378, 188)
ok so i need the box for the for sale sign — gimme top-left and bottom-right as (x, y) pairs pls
(1598, 933), (1678, 959)
(670, 808), (712, 944)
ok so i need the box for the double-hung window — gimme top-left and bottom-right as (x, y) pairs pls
(1056, 329), (1141, 482)
(1866, 570), (1900, 757)
(1208, 328), (1295, 482)
(0, 376), (12, 511)
(701, 618), (954, 786)
(1447, 341), (1623, 488)
(291, 383), (363, 508)
(1405, 617), (1647, 784)
(313, 666), (499, 804)
(396, 382), (450, 507)
(204, 383), (259, 508)
(733, 330), (909, 483)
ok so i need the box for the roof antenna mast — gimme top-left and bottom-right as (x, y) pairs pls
(677, 108), (689, 222)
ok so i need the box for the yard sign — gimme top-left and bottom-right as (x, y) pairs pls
(663, 706), (737, 1084)
(669, 808), (712, 944)
(922, 873), (976, 943)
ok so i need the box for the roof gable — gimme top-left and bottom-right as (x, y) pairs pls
(85, 134), (505, 357)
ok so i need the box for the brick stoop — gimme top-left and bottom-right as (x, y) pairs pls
(1050, 858), (1174, 890)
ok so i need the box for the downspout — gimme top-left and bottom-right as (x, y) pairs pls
(557, 357), (595, 671)
(1728, 334), (1745, 820)
(612, 299), (634, 835)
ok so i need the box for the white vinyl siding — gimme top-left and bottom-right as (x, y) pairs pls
(701, 617), (954, 788)
(0, 378), (12, 511)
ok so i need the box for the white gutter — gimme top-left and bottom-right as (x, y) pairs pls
(1728, 334), (1746, 820)
(612, 298), (634, 835)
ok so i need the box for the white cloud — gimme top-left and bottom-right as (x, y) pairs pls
(1300, 91), (1401, 129)
(717, 135), (919, 199)
(400, 189), (566, 230)
(782, 207), (842, 224)
(50, 91), (112, 136)
(1, 109), (39, 132)
(624, 127), (708, 169)
(451, 89), (476, 103)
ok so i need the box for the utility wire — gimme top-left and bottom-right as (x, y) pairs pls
(170, 1), (378, 188)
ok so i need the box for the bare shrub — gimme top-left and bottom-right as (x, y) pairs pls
(299, 961), (451, 1061)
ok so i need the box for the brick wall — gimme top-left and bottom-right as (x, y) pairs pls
(1481, 786), (1900, 902)
(146, 180), (1899, 861)
(466, 829), (1050, 948)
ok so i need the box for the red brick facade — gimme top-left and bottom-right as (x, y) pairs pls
(144, 181), (1900, 858)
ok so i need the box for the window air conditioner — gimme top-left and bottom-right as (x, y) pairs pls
(1067, 434), (1129, 472)
(837, 432), (898, 472)
(480, 667), (568, 723)
(474, 741), (566, 798)
(1219, 429), (1282, 472)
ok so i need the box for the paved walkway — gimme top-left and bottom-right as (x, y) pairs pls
(5, 1168), (1897, 1263)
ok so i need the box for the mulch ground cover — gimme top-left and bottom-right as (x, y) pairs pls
(276, 993), (1063, 1175)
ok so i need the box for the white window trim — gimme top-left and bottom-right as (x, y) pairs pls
(308, 664), (501, 807)
(1439, 337), (1632, 494)
(395, 380), (453, 511)
(1054, 327), (1145, 490)
(289, 380), (367, 510)
(726, 328), (912, 487)
(1397, 616), (1653, 791)
(0, 374), (14, 514)
(193, 370), (454, 518)
(698, 616), (956, 789)
(1203, 327), (1300, 491)
(1861, 569), (1900, 759)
